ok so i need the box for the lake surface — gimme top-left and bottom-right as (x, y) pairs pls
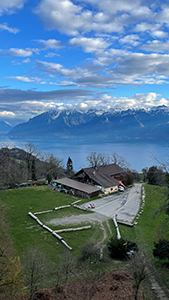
(1, 136), (168, 172)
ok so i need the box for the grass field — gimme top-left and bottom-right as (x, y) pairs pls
(1, 183), (169, 290)
(0, 185), (112, 261)
(119, 184), (169, 288)
(120, 184), (169, 252)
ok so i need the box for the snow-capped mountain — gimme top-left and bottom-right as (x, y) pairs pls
(7, 106), (169, 142)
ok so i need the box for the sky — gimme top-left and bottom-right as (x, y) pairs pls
(1, 0), (169, 126)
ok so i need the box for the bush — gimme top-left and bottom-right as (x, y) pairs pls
(153, 239), (169, 260)
(107, 237), (138, 259)
(78, 240), (100, 264)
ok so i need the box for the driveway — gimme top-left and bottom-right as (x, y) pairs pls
(47, 184), (142, 227)
(82, 183), (142, 225)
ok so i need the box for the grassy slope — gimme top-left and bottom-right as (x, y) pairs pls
(0, 186), (104, 260)
(120, 184), (169, 253)
(1, 183), (169, 286)
(119, 184), (169, 288)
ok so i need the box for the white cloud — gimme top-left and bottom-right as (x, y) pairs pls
(6, 76), (46, 84)
(0, 22), (20, 33)
(69, 36), (111, 52)
(45, 52), (58, 58)
(34, 0), (138, 35)
(5, 48), (33, 57)
(142, 40), (169, 53)
(0, 110), (15, 117)
(0, 47), (39, 57)
(34, 0), (84, 35)
(134, 22), (168, 38)
(119, 34), (140, 46)
(0, 0), (27, 16)
(6, 76), (34, 82)
(34, 0), (165, 37)
(22, 58), (30, 63)
(37, 39), (63, 49)
(0, 87), (169, 123)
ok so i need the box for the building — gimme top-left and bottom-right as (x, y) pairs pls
(53, 177), (100, 198)
(73, 164), (125, 194)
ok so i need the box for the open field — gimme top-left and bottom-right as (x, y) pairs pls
(0, 185), (115, 260)
(1, 183), (169, 298)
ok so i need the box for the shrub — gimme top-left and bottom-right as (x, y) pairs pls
(153, 239), (169, 260)
(107, 237), (138, 259)
(78, 240), (100, 264)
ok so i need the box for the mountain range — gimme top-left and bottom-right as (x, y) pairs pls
(0, 121), (13, 134)
(7, 106), (169, 142)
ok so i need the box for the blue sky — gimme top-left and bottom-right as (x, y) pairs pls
(1, 0), (169, 126)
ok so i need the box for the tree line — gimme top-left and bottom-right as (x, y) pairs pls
(0, 142), (64, 188)
(0, 145), (142, 188)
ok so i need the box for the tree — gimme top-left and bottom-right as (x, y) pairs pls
(142, 167), (148, 182)
(43, 153), (63, 182)
(153, 239), (169, 260)
(147, 166), (165, 186)
(0, 147), (27, 188)
(25, 142), (40, 180)
(66, 157), (74, 177)
(31, 157), (36, 180)
(58, 251), (76, 296)
(131, 169), (141, 182)
(22, 247), (48, 299)
(129, 252), (147, 300)
(122, 171), (134, 186)
(86, 152), (110, 167)
(111, 152), (130, 170)
(78, 240), (100, 264)
(107, 237), (138, 259)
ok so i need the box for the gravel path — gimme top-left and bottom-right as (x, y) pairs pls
(47, 212), (110, 226)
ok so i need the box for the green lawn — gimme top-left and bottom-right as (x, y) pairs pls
(119, 184), (169, 288)
(119, 184), (169, 253)
(1, 183), (169, 290)
(0, 186), (103, 261)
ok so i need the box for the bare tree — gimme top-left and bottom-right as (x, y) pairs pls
(43, 153), (64, 182)
(129, 252), (147, 300)
(86, 152), (110, 167)
(0, 147), (26, 187)
(25, 142), (40, 180)
(111, 152), (130, 170)
(22, 246), (48, 300)
(59, 251), (76, 296)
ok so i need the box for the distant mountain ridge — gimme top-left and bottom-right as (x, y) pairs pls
(7, 106), (169, 142)
(0, 121), (12, 134)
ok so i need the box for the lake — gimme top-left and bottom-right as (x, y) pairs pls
(1, 136), (168, 172)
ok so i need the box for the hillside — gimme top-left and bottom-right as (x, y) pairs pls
(8, 106), (169, 142)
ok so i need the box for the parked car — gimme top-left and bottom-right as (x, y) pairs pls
(118, 186), (124, 192)
(88, 203), (95, 209)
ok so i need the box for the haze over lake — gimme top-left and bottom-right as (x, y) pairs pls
(1, 136), (168, 173)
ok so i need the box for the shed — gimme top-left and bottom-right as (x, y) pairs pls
(53, 178), (100, 198)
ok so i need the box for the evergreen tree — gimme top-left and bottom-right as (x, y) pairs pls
(66, 157), (73, 176)
(31, 157), (36, 180)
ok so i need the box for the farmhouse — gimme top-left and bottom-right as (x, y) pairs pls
(73, 164), (125, 194)
(53, 177), (100, 198)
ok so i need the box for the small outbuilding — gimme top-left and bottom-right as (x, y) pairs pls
(53, 178), (100, 198)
